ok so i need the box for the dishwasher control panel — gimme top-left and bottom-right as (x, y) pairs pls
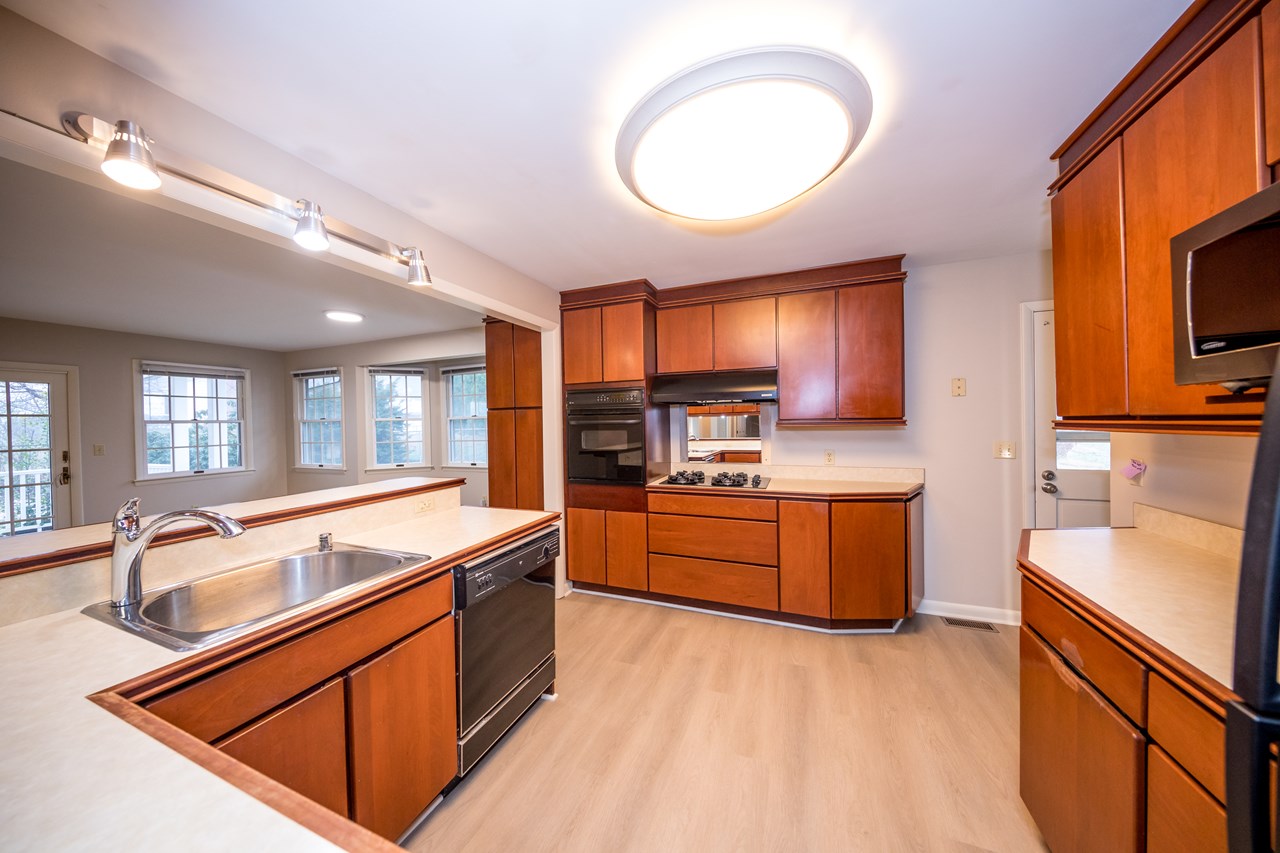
(454, 527), (559, 609)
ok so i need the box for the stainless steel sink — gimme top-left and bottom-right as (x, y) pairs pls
(83, 542), (430, 651)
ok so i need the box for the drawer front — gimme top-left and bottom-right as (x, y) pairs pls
(649, 554), (779, 610)
(146, 572), (453, 743)
(647, 492), (777, 521)
(1147, 744), (1227, 853)
(648, 513), (778, 566)
(1149, 672), (1226, 802)
(1021, 578), (1147, 725)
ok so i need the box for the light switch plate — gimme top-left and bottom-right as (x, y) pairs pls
(951, 378), (967, 397)
(994, 441), (1016, 459)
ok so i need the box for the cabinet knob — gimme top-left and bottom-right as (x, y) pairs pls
(1041, 482), (1058, 494)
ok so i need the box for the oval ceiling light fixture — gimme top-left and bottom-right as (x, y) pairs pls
(293, 199), (330, 251)
(616, 47), (873, 221)
(100, 120), (162, 191)
(324, 310), (364, 323)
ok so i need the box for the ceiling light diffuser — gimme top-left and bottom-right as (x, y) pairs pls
(293, 199), (330, 251)
(324, 310), (363, 323)
(616, 47), (873, 220)
(100, 120), (162, 191)
(402, 247), (432, 286)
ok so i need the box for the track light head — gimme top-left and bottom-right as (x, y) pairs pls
(293, 199), (329, 251)
(402, 247), (432, 286)
(100, 120), (161, 190)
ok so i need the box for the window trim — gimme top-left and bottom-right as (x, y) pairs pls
(364, 366), (431, 472)
(133, 359), (252, 482)
(443, 364), (488, 470)
(292, 367), (347, 472)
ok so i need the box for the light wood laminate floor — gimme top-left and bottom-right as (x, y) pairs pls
(405, 593), (1047, 853)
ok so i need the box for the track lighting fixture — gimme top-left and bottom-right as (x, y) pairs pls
(100, 120), (161, 190)
(402, 247), (432, 286)
(292, 200), (330, 251)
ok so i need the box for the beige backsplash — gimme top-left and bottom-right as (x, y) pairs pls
(1132, 502), (1244, 560)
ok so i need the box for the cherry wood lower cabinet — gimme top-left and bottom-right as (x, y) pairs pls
(830, 495), (923, 620)
(1146, 744), (1226, 853)
(347, 616), (458, 840)
(566, 507), (648, 590)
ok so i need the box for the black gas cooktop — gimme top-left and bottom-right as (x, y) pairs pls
(661, 471), (770, 489)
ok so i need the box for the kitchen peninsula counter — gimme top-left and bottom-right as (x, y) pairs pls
(0, 502), (557, 851)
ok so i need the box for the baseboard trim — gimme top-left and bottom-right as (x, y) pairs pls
(916, 599), (1020, 626)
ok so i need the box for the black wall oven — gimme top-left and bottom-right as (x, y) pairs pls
(565, 388), (646, 485)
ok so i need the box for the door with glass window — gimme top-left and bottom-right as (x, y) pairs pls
(1033, 311), (1110, 528)
(0, 369), (71, 536)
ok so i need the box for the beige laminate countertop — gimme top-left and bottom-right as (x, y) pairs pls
(0, 505), (556, 851)
(1021, 526), (1240, 695)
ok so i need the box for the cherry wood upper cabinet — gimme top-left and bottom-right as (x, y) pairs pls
(778, 290), (838, 420)
(512, 324), (542, 408)
(837, 283), (904, 421)
(563, 302), (648, 384)
(1052, 140), (1128, 417)
(486, 320), (542, 408)
(1123, 22), (1263, 417)
(347, 617), (458, 841)
(1264, 1), (1280, 167)
(713, 297), (777, 369)
(656, 304), (714, 373)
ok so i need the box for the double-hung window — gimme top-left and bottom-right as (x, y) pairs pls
(368, 367), (427, 468)
(444, 367), (487, 467)
(294, 368), (344, 468)
(138, 361), (248, 479)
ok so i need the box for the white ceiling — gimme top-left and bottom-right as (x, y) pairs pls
(2, 0), (1189, 290)
(0, 157), (485, 351)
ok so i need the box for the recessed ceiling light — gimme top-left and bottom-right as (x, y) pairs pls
(324, 310), (363, 323)
(616, 47), (873, 221)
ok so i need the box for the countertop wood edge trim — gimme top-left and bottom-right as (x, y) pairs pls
(0, 479), (468, 580)
(775, 418), (908, 427)
(1016, 536), (1235, 712)
(106, 512), (559, 703)
(644, 484), (923, 500)
(87, 691), (399, 853)
(1053, 417), (1261, 436)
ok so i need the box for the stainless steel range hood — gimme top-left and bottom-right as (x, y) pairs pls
(649, 370), (778, 404)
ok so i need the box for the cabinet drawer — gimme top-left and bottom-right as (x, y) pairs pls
(1149, 672), (1225, 802)
(648, 514), (777, 566)
(649, 554), (778, 610)
(146, 572), (453, 742)
(1021, 579), (1147, 725)
(1147, 744), (1226, 853)
(647, 492), (777, 521)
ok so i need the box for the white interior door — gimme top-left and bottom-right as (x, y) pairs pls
(1033, 311), (1110, 528)
(0, 368), (71, 536)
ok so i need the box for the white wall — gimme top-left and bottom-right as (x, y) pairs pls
(769, 251), (1053, 622)
(283, 328), (491, 506)
(0, 317), (289, 524)
(1109, 433), (1258, 528)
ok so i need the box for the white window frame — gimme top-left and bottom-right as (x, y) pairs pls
(293, 367), (346, 471)
(133, 360), (252, 482)
(443, 365), (488, 469)
(365, 366), (430, 472)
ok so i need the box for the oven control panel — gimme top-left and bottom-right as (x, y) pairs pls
(565, 387), (644, 410)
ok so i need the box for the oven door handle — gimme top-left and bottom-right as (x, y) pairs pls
(567, 415), (644, 427)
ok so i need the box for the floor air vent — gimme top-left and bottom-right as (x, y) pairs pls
(943, 617), (998, 633)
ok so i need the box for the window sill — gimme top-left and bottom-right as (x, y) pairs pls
(292, 466), (349, 474)
(443, 464), (488, 471)
(133, 468), (256, 485)
(363, 465), (433, 474)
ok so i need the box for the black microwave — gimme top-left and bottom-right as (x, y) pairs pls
(1172, 180), (1280, 390)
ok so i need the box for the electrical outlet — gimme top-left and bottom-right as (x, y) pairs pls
(994, 441), (1016, 459)
(824, 449), (835, 465)
(951, 377), (967, 397)
(92, 444), (105, 457)
(415, 497), (434, 513)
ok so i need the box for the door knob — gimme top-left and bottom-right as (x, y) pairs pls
(1041, 470), (1056, 481)
(1041, 482), (1058, 494)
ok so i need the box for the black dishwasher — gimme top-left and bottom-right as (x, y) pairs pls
(453, 526), (559, 775)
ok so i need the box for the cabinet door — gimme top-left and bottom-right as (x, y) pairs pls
(657, 305), (714, 373)
(1020, 627), (1145, 853)
(602, 301), (646, 382)
(485, 321), (515, 409)
(487, 409), (516, 509)
(567, 507), (606, 584)
(347, 617), (458, 841)
(1052, 140), (1128, 417)
(1123, 23), (1264, 417)
(512, 324), (542, 408)
(714, 297), (777, 369)
(215, 678), (349, 816)
(605, 509), (647, 590)
(562, 307), (603, 385)
(1147, 744), (1226, 853)
(830, 501), (905, 619)
(1264, 1), (1280, 167)
(778, 289), (837, 420)
(778, 500), (829, 618)
(837, 283), (904, 420)
(515, 408), (543, 511)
